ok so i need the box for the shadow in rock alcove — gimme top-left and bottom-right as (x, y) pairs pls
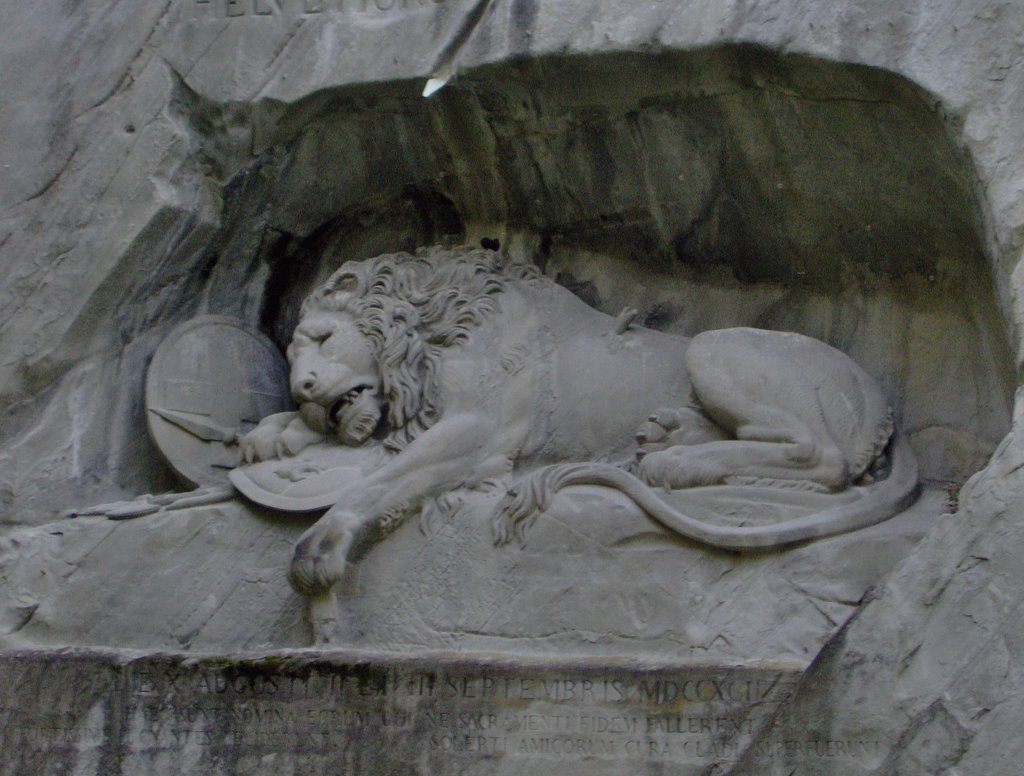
(201, 44), (1011, 488)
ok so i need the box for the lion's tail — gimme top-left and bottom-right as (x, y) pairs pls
(492, 432), (919, 550)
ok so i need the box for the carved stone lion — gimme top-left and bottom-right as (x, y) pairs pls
(239, 247), (919, 598)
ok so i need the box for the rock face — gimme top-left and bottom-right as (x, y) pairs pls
(0, 649), (802, 776)
(1, 1), (1024, 774)
(0, 484), (945, 659)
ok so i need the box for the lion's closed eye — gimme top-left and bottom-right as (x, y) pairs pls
(295, 329), (331, 345)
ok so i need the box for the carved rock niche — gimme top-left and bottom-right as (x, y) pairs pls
(1, 48), (1011, 667)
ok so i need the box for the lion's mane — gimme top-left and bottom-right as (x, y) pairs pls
(301, 247), (538, 452)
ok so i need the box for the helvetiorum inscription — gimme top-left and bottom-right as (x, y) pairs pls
(191, 0), (449, 19)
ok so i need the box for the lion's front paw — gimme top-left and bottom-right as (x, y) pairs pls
(275, 420), (324, 458)
(239, 413), (323, 463)
(635, 407), (729, 459)
(239, 423), (283, 463)
(288, 515), (354, 596)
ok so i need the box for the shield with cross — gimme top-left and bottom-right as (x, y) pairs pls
(145, 316), (294, 487)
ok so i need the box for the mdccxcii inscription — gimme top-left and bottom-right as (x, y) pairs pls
(0, 652), (881, 775)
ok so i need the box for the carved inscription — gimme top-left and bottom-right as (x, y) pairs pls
(123, 669), (795, 765)
(192, 0), (448, 18)
(0, 653), (887, 774)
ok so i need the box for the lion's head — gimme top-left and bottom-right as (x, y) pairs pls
(290, 247), (537, 452)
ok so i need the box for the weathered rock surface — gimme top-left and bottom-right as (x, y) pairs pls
(1, 1), (1024, 774)
(0, 1), (1018, 526)
(731, 430), (1024, 775)
(0, 486), (945, 660)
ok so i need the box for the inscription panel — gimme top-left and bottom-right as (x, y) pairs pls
(0, 651), (883, 775)
(191, 0), (449, 19)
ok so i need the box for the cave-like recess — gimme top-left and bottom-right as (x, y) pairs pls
(191, 46), (1008, 488)
(0, 44), (1013, 658)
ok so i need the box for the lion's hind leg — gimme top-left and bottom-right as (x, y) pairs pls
(639, 331), (851, 492)
(639, 384), (848, 493)
(638, 436), (846, 492)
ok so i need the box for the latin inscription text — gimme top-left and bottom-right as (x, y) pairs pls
(192, 0), (448, 18)
(0, 660), (884, 770)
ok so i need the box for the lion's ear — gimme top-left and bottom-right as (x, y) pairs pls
(325, 269), (362, 298)
(332, 273), (359, 292)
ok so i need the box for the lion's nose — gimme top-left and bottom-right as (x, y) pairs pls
(292, 375), (318, 402)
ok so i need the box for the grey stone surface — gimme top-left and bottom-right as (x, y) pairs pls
(0, 1), (1023, 774)
(0, 649), (803, 776)
(0, 484), (945, 660)
(728, 429), (1024, 776)
(0, 4), (1015, 527)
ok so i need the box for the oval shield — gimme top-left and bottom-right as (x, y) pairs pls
(146, 316), (293, 487)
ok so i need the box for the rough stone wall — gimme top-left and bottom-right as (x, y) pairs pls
(1, 2), (1024, 773)
(1, 0), (1017, 522)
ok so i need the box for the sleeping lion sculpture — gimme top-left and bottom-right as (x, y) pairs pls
(238, 246), (919, 598)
